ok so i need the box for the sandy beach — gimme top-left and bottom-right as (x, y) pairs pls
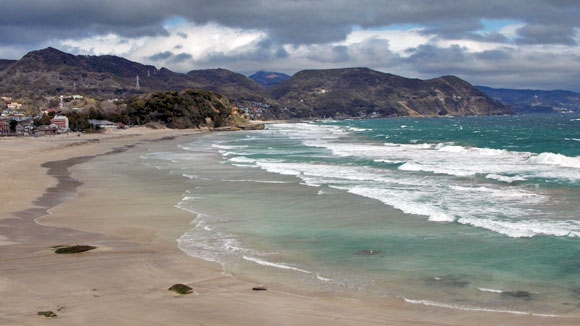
(1, 128), (578, 326)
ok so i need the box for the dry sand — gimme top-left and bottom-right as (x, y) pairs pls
(0, 128), (578, 325)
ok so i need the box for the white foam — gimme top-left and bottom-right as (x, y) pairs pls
(339, 185), (455, 222)
(403, 298), (565, 317)
(315, 274), (333, 282)
(243, 256), (312, 274)
(485, 174), (527, 183)
(346, 127), (369, 132)
(527, 152), (580, 169)
(448, 185), (542, 200)
(212, 144), (248, 150)
(253, 157), (579, 238)
(218, 179), (291, 184)
(399, 161), (476, 177)
(477, 287), (504, 293)
(283, 126), (580, 182)
(182, 174), (198, 179)
(199, 122), (580, 239)
(458, 216), (580, 238)
(229, 156), (256, 163)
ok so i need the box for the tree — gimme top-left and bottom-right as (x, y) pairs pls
(42, 114), (52, 125)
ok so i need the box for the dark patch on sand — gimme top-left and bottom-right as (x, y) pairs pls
(53, 245), (96, 254)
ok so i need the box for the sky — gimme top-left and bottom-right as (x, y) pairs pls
(1, 0), (580, 91)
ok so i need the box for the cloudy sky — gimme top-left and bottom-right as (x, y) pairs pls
(2, 0), (580, 91)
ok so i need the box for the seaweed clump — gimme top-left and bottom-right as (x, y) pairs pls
(168, 284), (193, 295)
(53, 245), (96, 254)
(37, 311), (57, 318)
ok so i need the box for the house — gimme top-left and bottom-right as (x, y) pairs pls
(0, 120), (10, 136)
(50, 115), (69, 131)
(88, 119), (116, 129)
(7, 102), (22, 110)
(15, 119), (34, 136)
(35, 125), (59, 136)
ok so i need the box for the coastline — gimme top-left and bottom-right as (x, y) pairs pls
(1, 128), (578, 325)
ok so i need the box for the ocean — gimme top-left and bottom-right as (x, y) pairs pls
(141, 114), (580, 316)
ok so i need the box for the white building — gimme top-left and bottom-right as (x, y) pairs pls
(50, 115), (69, 131)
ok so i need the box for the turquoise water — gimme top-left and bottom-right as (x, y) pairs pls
(142, 114), (580, 316)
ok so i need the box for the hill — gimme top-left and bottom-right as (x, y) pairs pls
(0, 48), (266, 102)
(186, 68), (269, 104)
(124, 89), (247, 128)
(270, 68), (511, 118)
(476, 86), (580, 113)
(0, 48), (511, 120)
(0, 47), (187, 97)
(249, 71), (290, 86)
(0, 59), (16, 70)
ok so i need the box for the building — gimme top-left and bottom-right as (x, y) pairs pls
(35, 125), (59, 136)
(51, 115), (69, 131)
(15, 119), (34, 136)
(0, 120), (10, 136)
(88, 119), (116, 129)
(7, 102), (22, 110)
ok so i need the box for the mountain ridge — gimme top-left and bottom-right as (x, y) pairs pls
(270, 68), (510, 118)
(0, 47), (511, 118)
(476, 86), (580, 113)
(249, 71), (290, 86)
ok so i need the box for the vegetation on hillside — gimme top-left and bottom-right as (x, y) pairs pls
(124, 89), (237, 128)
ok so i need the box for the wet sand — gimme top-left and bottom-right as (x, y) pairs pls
(1, 128), (578, 325)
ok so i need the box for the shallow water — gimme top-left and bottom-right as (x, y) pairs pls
(142, 114), (580, 316)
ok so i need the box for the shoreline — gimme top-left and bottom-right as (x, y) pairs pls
(1, 128), (578, 325)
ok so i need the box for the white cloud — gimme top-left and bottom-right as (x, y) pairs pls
(499, 23), (526, 39)
(60, 22), (266, 71)
(47, 20), (580, 91)
(339, 28), (432, 55)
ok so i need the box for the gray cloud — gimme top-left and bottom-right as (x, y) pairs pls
(516, 24), (578, 45)
(169, 52), (193, 63)
(400, 44), (580, 91)
(1, 0), (580, 91)
(1, 0), (579, 47)
(148, 51), (174, 61)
